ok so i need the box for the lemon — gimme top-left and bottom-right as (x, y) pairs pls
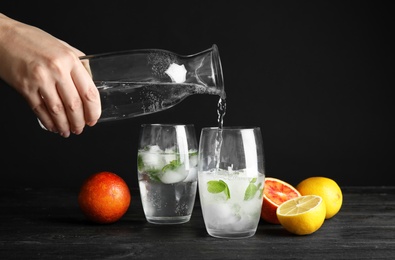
(296, 176), (343, 219)
(276, 195), (326, 235)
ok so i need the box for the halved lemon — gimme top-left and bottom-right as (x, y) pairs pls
(276, 195), (326, 235)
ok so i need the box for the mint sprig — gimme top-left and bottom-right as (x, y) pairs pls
(207, 180), (230, 200)
(138, 154), (181, 182)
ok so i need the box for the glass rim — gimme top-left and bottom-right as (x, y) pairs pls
(80, 45), (218, 61)
(80, 48), (181, 60)
(141, 123), (195, 127)
(211, 44), (225, 99)
(201, 126), (261, 131)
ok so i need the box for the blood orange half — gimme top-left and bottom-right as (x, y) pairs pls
(261, 177), (301, 224)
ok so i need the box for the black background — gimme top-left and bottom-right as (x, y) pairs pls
(1, 1), (393, 188)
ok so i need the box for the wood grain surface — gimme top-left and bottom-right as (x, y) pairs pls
(0, 186), (394, 259)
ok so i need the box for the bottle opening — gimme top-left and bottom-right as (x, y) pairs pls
(211, 44), (226, 99)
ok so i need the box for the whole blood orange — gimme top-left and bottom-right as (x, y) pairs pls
(78, 171), (131, 224)
(261, 177), (301, 224)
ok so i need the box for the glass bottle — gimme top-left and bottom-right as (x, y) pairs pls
(38, 45), (225, 129)
(83, 44), (225, 123)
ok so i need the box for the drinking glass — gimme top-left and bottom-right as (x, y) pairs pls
(137, 124), (198, 224)
(198, 126), (265, 238)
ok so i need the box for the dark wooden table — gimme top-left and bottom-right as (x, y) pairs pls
(0, 186), (394, 259)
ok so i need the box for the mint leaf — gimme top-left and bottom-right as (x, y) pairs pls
(189, 151), (198, 157)
(146, 168), (162, 182)
(207, 180), (230, 200)
(259, 184), (264, 199)
(223, 181), (231, 200)
(244, 183), (258, 200)
(137, 154), (162, 181)
(137, 154), (144, 171)
(207, 180), (225, 193)
(244, 179), (262, 200)
(162, 159), (182, 172)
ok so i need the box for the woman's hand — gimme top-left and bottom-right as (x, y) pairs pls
(0, 13), (101, 137)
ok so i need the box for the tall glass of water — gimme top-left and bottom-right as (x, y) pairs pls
(137, 124), (198, 224)
(198, 126), (265, 238)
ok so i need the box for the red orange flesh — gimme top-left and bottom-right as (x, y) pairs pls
(261, 177), (301, 224)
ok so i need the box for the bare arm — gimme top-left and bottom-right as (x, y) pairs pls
(0, 13), (101, 137)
